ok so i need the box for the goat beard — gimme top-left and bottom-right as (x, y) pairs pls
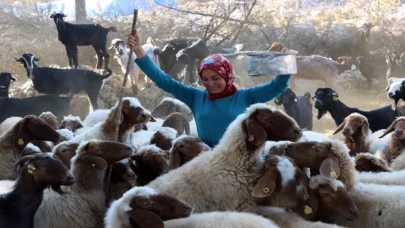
(49, 184), (66, 195)
(316, 109), (327, 119)
(392, 98), (399, 111)
(28, 69), (34, 79)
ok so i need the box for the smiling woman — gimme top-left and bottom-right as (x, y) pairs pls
(127, 31), (292, 147)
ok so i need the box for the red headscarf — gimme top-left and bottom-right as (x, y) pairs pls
(198, 54), (238, 100)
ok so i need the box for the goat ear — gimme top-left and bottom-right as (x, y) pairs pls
(149, 116), (157, 122)
(33, 57), (40, 61)
(295, 168), (310, 200)
(295, 188), (319, 220)
(15, 57), (22, 63)
(245, 119), (267, 147)
(16, 119), (30, 150)
(379, 120), (396, 138)
(127, 208), (164, 228)
(332, 120), (345, 135)
(361, 120), (370, 137)
(251, 168), (277, 198)
(169, 149), (181, 170)
(319, 157), (340, 180)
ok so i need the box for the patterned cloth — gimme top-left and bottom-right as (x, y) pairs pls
(198, 54), (238, 100)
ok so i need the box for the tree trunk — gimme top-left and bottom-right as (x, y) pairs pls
(75, 0), (86, 22)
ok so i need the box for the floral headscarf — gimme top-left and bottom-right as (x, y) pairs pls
(198, 54), (238, 100)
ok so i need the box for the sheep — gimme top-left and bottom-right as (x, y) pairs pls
(274, 88), (313, 130)
(252, 154), (311, 209)
(0, 72), (15, 98)
(0, 153), (74, 228)
(325, 182), (405, 228)
(331, 113), (372, 156)
(82, 109), (110, 127)
(327, 23), (374, 60)
(146, 103), (303, 213)
(104, 186), (194, 228)
(164, 211), (281, 228)
(354, 153), (391, 172)
(146, 117), (164, 132)
(60, 115), (83, 133)
(371, 117), (405, 166)
(385, 77), (405, 111)
(356, 169), (405, 185)
(298, 131), (332, 142)
(293, 175), (359, 222)
(70, 97), (156, 143)
(51, 141), (80, 169)
(281, 140), (357, 189)
(169, 135), (211, 169)
(110, 38), (159, 93)
(34, 140), (133, 228)
(106, 159), (137, 203)
(0, 116), (22, 136)
(129, 145), (170, 186)
(50, 11), (117, 69)
(152, 97), (193, 122)
(251, 206), (346, 228)
(16, 53), (112, 110)
(22, 143), (42, 156)
(0, 94), (72, 124)
(0, 115), (61, 180)
(162, 112), (190, 135)
(313, 87), (398, 132)
(150, 127), (178, 150)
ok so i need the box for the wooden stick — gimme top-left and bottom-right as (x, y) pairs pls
(105, 9), (138, 193)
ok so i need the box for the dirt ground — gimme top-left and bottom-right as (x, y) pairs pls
(268, 79), (391, 136)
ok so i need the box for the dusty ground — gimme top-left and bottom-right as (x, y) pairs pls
(268, 79), (391, 136)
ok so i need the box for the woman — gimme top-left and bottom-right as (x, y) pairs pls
(127, 32), (292, 148)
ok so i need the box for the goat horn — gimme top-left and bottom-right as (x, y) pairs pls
(33, 57), (40, 61)
(15, 57), (22, 62)
(14, 154), (36, 173)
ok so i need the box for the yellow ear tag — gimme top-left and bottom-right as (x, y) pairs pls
(332, 96), (339, 101)
(330, 169), (337, 178)
(28, 169), (34, 174)
(294, 98), (298, 102)
(18, 138), (24, 145)
(262, 188), (270, 194)
(310, 97), (315, 102)
(274, 98), (279, 103)
(304, 205), (313, 214)
(92, 164), (95, 167)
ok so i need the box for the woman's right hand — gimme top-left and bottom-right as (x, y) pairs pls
(127, 30), (146, 58)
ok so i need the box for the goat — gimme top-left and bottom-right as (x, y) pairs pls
(0, 153), (74, 228)
(60, 116), (83, 133)
(50, 11), (117, 70)
(162, 112), (190, 135)
(0, 72), (15, 98)
(274, 88), (313, 130)
(328, 23), (374, 60)
(313, 87), (398, 132)
(386, 77), (405, 111)
(169, 135), (211, 170)
(16, 53), (112, 110)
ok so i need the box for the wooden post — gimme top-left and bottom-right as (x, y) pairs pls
(105, 9), (138, 193)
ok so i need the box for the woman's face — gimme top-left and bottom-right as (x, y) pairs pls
(201, 69), (227, 94)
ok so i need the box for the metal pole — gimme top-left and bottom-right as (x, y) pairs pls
(105, 9), (138, 193)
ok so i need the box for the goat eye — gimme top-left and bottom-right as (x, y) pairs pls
(178, 144), (185, 149)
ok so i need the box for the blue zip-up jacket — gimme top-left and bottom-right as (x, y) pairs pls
(135, 54), (291, 148)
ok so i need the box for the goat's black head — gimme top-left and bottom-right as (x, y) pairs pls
(16, 53), (39, 79)
(50, 12), (66, 31)
(313, 88), (339, 119)
(110, 39), (126, 56)
(274, 88), (298, 106)
(386, 78), (405, 111)
(0, 72), (16, 90)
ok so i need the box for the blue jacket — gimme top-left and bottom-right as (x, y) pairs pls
(135, 54), (291, 148)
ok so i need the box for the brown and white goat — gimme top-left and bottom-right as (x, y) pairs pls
(354, 153), (390, 173)
(130, 144), (170, 186)
(38, 111), (60, 130)
(52, 141), (80, 169)
(70, 97), (156, 143)
(281, 140), (357, 190)
(169, 135), (211, 170)
(0, 153), (74, 228)
(0, 115), (61, 180)
(150, 127), (178, 150)
(332, 112), (371, 156)
(60, 115), (83, 133)
(106, 159), (137, 203)
(252, 154), (311, 209)
(34, 140), (134, 228)
(105, 186), (193, 228)
(294, 175), (359, 222)
(375, 117), (405, 165)
(162, 112), (190, 136)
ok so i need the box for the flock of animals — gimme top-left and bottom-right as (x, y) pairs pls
(2, 10), (405, 228)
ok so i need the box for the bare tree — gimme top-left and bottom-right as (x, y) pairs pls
(75, 0), (86, 22)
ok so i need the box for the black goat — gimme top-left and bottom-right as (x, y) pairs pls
(50, 12), (117, 70)
(328, 23), (374, 60)
(158, 38), (202, 84)
(313, 87), (399, 132)
(0, 153), (74, 228)
(176, 39), (210, 85)
(0, 72), (15, 98)
(274, 88), (313, 130)
(0, 94), (72, 124)
(16, 53), (112, 110)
